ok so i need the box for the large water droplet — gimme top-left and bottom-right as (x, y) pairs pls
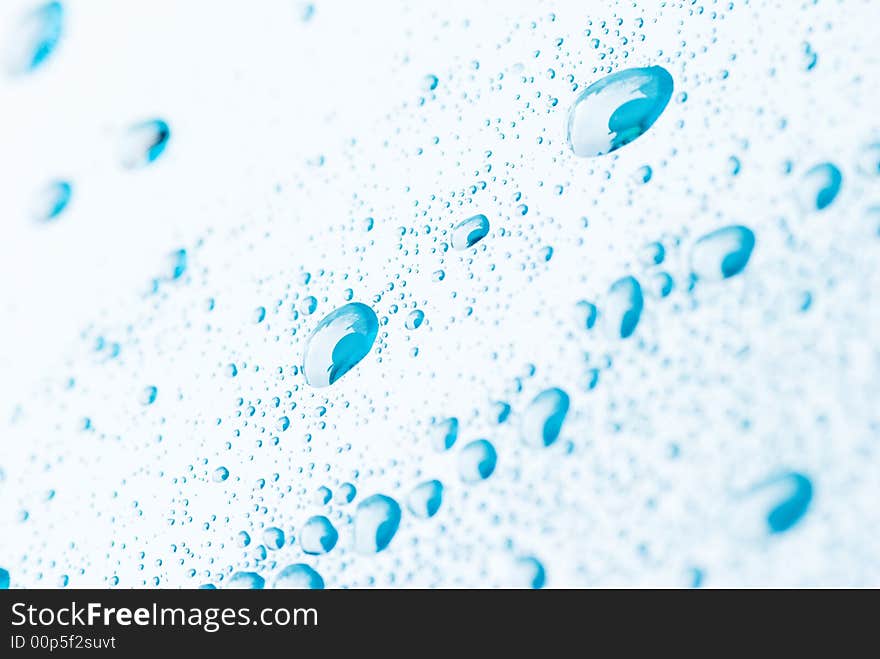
(227, 571), (265, 589)
(407, 479), (444, 518)
(121, 119), (171, 169)
(354, 494), (401, 554)
(690, 225), (755, 281)
(300, 515), (339, 555)
(274, 563), (324, 589)
(302, 302), (378, 387)
(604, 276), (643, 339)
(6, 2), (64, 75)
(521, 388), (570, 448)
(567, 66), (673, 157)
(458, 439), (498, 483)
(451, 214), (490, 250)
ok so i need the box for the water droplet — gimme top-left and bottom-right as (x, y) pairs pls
(354, 494), (401, 554)
(514, 556), (546, 589)
(451, 214), (490, 250)
(300, 515), (338, 554)
(521, 388), (570, 448)
(458, 439), (497, 483)
(431, 417), (459, 451)
(604, 276), (643, 339)
(422, 74), (439, 91)
(212, 466), (229, 482)
(6, 2), (64, 75)
(141, 386), (158, 405)
(237, 531), (251, 547)
(575, 300), (598, 330)
(337, 482), (357, 504)
(33, 180), (72, 222)
(761, 472), (814, 534)
(633, 164), (653, 184)
(227, 571), (265, 589)
(407, 480), (444, 518)
(405, 309), (425, 330)
(274, 563), (324, 589)
(121, 119), (171, 169)
(491, 401), (512, 424)
(0, 568), (9, 589)
(263, 527), (285, 550)
(567, 66), (674, 157)
(691, 225), (755, 281)
(303, 302), (379, 388)
(798, 162), (842, 211)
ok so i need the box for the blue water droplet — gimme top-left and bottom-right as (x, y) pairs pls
(691, 225), (755, 281)
(798, 162), (842, 211)
(762, 472), (814, 534)
(237, 531), (251, 547)
(34, 180), (72, 222)
(337, 482), (357, 504)
(227, 571), (265, 589)
(459, 439), (497, 483)
(515, 556), (546, 589)
(567, 66), (673, 157)
(7, 2), (64, 75)
(521, 388), (570, 448)
(303, 302), (379, 387)
(354, 494), (401, 554)
(274, 563), (324, 589)
(0, 567), (9, 589)
(431, 416), (459, 451)
(122, 119), (171, 169)
(407, 480), (444, 518)
(405, 309), (425, 329)
(575, 300), (598, 330)
(633, 164), (653, 184)
(491, 401), (512, 424)
(141, 386), (158, 405)
(605, 276), (643, 339)
(451, 214), (490, 250)
(263, 527), (285, 550)
(422, 73), (439, 91)
(212, 466), (229, 482)
(300, 515), (338, 555)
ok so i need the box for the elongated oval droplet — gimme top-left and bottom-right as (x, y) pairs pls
(121, 119), (171, 169)
(451, 214), (490, 250)
(303, 302), (378, 387)
(300, 515), (338, 555)
(407, 479), (444, 518)
(521, 388), (570, 448)
(354, 494), (401, 554)
(430, 416), (459, 451)
(604, 276), (643, 339)
(691, 225), (755, 281)
(6, 2), (64, 75)
(567, 66), (673, 157)
(273, 564), (324, 589)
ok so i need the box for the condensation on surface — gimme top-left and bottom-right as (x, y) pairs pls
(1, 0), (879, 588)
